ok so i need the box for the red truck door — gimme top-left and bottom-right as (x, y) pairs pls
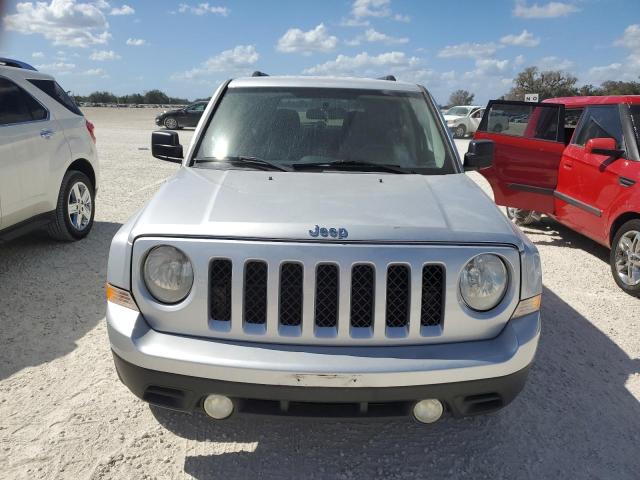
(556, 104), (635, 245)
(474, 100), (566, 214)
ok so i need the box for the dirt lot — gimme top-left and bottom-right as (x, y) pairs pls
(0, 107), (639, 479)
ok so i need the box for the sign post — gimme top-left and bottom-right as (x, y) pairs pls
(524, 93), (539, 103)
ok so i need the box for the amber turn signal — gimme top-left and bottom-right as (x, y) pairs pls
(511, 294), (541, 319)
(106, 283), (139, 311)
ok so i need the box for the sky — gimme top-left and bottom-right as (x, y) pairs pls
(0, 0), (638, 104)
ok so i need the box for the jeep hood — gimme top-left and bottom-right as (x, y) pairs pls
(129, 168), (520, 245)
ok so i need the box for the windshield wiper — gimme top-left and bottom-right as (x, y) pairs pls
(291, 160), (410, 174)
(194, 156), (289, 172)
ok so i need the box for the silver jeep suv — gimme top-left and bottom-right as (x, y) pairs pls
(107, 75), (541, 423)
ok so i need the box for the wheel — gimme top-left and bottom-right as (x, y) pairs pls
(610, 219), (640, 297)
(48, 170), (95, 241)
(164, 117), (178, 129)
(494, 123), (503, 133)
(506, 207), (541, 226)
(454, 125), (466, 138)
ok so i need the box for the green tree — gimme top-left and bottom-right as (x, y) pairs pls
(448, 89), (475, 106)
(143, 89), (170, 104)
(505, 66), (578, 100)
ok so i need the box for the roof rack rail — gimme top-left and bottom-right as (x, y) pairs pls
(378, 75), (396, 81)
(0, 57), (38, 71)
(252, 71), (269, 77)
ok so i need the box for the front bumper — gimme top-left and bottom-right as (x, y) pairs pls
(154, 117), (163, 126)
(107, 302), (540, 417)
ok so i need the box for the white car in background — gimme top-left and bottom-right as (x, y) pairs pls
(0, 58), (99, 241)
(444, 105), (484, 138)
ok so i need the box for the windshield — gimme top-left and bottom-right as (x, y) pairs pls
(445, 106), (471, 116)
(194, 87), (456, 174)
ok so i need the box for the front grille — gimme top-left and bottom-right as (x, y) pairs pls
(385, 265), (410, 327)
(210, 259), (232, 321)
(243, 261), (268, 324)
(350, 264), (375, 328)
(279, 262), (303, 326)
(421, 265), (445, 327)
(315, 264), (339, 328)
(212, 259), (444, 339)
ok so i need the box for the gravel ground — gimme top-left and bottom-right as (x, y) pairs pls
(0, 108), (638, 479)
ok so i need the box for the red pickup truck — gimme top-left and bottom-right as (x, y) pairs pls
(473, 96), (640, 297)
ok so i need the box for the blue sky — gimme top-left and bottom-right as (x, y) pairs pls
(0, 0), (638, 103)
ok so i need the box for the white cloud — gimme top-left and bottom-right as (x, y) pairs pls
(588, 24), (640, 83)
(473, 58), (510, 76)
(615, 24), (640, 50)
(514, 54), (525, 65)
(177, 3), (229, 16)
(32, 51), (44, 58)
(500, 30), (540, 47)
(346, 0), (410, 23)
(126, 38), (146, 46)
(90, 49), (121, 60)
(110, 4), (134, 15)
(173, 45), (259, 80)
(35, 62), (76, 72)
(352, 0), (391, 18)
(438, 42), (499, 58)
(303, 51), (419, 76)
(83, 67), (106, 75)
(347, 28), (409, 46)
(3, 0), (111, 48)
(537, 55), (574, 70)
(277, 24), (338, 55)
(513, 1), (579, 18)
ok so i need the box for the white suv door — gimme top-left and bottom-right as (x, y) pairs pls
(0, 76), (67, 228)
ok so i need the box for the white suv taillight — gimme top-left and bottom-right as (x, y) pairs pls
(86, 119), (96, 143)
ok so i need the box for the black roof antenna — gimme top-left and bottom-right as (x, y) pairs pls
(378, 75), (396, 81)
(252, 71), (269, 77)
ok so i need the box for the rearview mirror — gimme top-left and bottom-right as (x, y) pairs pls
(152, 130), (183, 163)
(464, 139), (494, 171)
(585, 137), (624, 157)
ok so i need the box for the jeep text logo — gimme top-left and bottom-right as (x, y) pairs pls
(308, 225), (348, 239)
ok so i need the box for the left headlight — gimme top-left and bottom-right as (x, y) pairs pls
(459, 254), (508, 311)
(143, 245), (194, 304)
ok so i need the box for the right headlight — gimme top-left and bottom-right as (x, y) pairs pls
(459, 254), (508, 311)
(143, 245), (194, 304)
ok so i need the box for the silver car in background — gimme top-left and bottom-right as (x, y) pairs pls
(106, 75), (542, 423)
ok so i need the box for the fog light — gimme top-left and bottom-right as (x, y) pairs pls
(413, 399), (444, 424)
(203, 394), (234, 420)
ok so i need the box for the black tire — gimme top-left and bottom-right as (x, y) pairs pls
(48, 170), (95, 241)
(454, 124), (466, 138)
(610, 219), (640, 297)
(506, 207), (539, 226)
(494, 123), (503, 133)
(164, 117), (179, 129)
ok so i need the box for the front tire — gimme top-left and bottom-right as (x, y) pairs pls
(506, 207), (541, 226)
(164, 117), (178, 129)
(454, 124), (466, 138)
(610, 219), (640, 297)
(48, 170), (95, 241)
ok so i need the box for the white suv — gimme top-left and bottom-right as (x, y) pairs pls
(0, 58), (98, 241)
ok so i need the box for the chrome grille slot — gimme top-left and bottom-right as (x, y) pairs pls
(315, 264), (339, 328)
(243, 261), (268, 325)
(386, 265), (410, 328)
(209, 259), (232, 321)
(279, 262), (303, 326)
(421, 265), (444, 327)
(350, 264), (375, 328)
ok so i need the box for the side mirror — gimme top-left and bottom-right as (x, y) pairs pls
(464, 139), (494, 171)
(585, 137), (624, 157)
(152, 130), (183, 163)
